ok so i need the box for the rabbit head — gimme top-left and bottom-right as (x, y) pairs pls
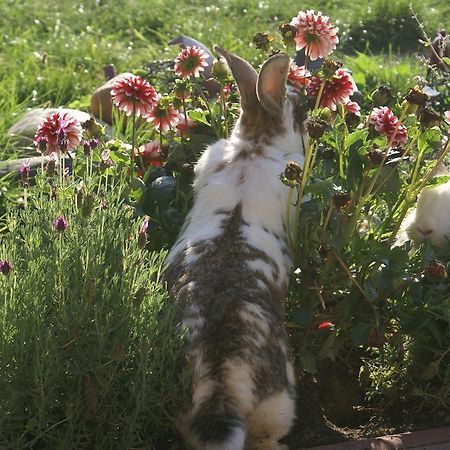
(406, 181), (450, 247)
(214, 45), (307, 157)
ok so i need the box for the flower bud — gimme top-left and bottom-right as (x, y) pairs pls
(284, 161), (302, 182)
(0, 259), (13, 275)
(138, 216), (150, 250)
(371, 85), (395, 106)
(82, 194), (94, 218)
(332, 191), (352, 210)
(19, 159), (30, 188)
(318, 143), (335, 160)
(368, 147), (384, 165)
(53, 215), (69, 233)
(82, 117), (105, 139)
(322, 59), (342, 79)
(211, 58), (229, 82)
(345, 112), (360, 129)
(318, 107), (332, 122)
(307, 118), (328, 140)
(174, 79), (191, 100)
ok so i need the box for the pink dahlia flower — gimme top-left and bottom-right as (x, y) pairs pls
(290, 10), (339, 61)
(174, 46), (209, 79)
(135, 141), (163, 168)
(288, 62), (310, 89)
(110, 74), (158, 117)
(370, 107), (408, 147)
(344, 100), (361, 116)
(307, 69), (355, 110)
(34, 112), (82, 154)
(145, 96), (180, 132)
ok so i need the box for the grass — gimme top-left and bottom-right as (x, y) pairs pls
(0, 0), (449, 157)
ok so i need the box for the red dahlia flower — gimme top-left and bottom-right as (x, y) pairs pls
(288, 62), (310, 89)
(110, 74), (158, 117)
(34, 112), (82, 154)
(307, 69), (355, 110)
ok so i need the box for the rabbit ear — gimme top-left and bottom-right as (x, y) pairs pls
(214, 45), (258, 111)
(256, 53), (290, 117)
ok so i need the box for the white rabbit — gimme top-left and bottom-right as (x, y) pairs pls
(165, 46), (307, 450)
(396, 179), (450, 248)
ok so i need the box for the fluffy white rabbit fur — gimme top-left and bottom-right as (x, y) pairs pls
(396, 180), (450, 247)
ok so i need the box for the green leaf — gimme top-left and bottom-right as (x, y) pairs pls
(297, 348), (317, 374)
(291, 307), (312, 326)
(189, 109), (211, 126)
(344, 129), (368, 150)
(417, 128), (441, 155)
(426, 175), (450, 187)
(351, 322), (372, 346)
(442, 56), (450, 67)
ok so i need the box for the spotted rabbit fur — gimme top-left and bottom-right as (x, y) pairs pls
(165, 46), (307, 450)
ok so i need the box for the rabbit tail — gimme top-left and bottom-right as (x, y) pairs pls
(181, 393), (245, 450)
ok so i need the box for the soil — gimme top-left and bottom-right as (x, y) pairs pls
(284, 371), (450, 449)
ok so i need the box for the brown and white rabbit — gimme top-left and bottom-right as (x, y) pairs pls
(165, 46), (307, 450)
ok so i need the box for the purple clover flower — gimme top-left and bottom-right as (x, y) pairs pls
(53, 215), (69, 233)
(0, 259), (13, 275)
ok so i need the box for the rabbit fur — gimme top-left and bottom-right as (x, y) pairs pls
(164, 46), (307, 450)
(396, 179), (450, 248)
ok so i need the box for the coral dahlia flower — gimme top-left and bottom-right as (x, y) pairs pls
(307, 69), (355, 110)
(318, 321), (334, 330)
(34, 112), (82, 154)
(145, 96), (180, 132)
(134, 141), (163, 168)
(174, 46), (209, 79)
(290, 10), (339, 61)
(288, 62), (310, 89)
(344, 100), (361, 116)
(370, 107), (408, 147)
(110, 74), (158, 117)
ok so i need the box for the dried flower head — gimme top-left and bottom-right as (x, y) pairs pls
(174, 46), (209, 79)
(252, 32), (273, 51)
(332, 191), (352, 210)
(279, 22), (298, 47)
(53, 215), (69, 233)
(404, 87), (429, 107)
(307, 117), (328, 139)
(307, 69), (355, 110)
(34, 112), (82, 155)
(82, 117), (105, 139)
(211, 58), (229, 82)
(111, 74), (158, 117)
(284, 161), (302, 182)
(418, 105), (441, 129)
(290, 10), (339, 60)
